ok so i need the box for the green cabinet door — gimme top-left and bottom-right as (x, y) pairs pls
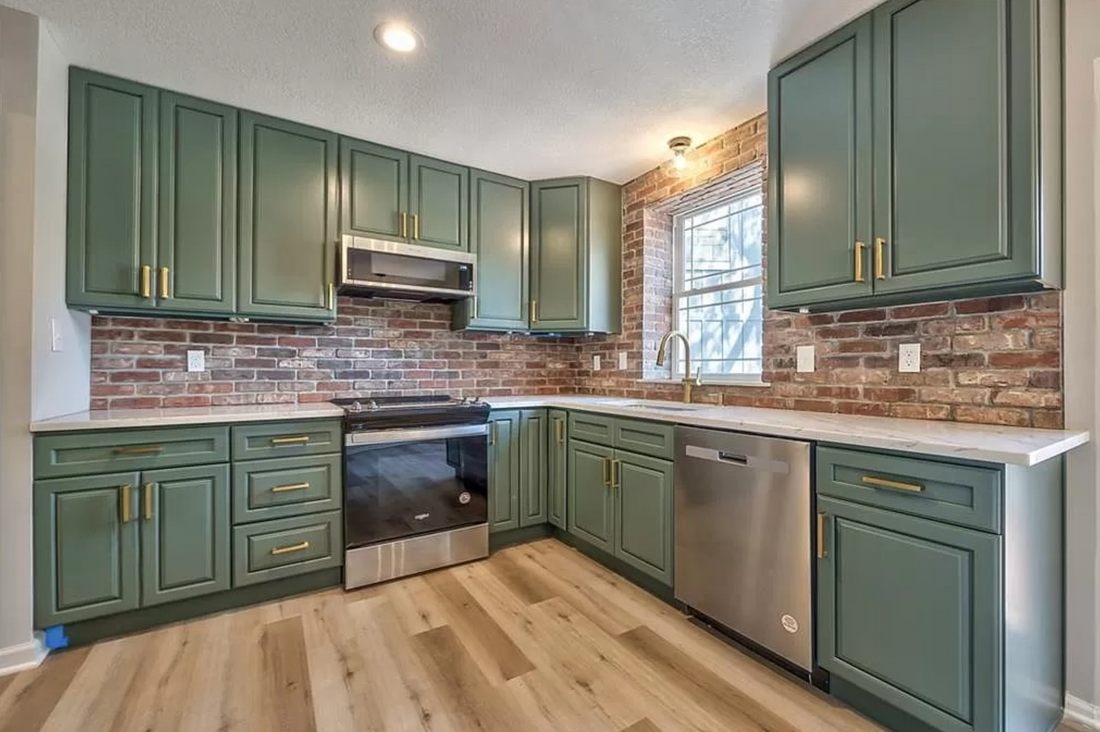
(409, 155), (469, 251)
(614, 453), (673, 585)
(818, 496), (1001, 732)
(239, 112), (337, 321)
(766, 18), (874, 309)
(531, 178), (587, 331)
(158, 93), (237, 315)
(871, 0), (1041, 293)
(488, 411), (521, 533)
(547, 410), (568, 529)
(33, 473), (141, 627)
(456, 170), (529, 331)
(567, 440), (615, 553)
(340, 137), (409, 241)
(140, 465), (230, 607)
(519, 410), (548, 527)
(67, 69), (157, 311)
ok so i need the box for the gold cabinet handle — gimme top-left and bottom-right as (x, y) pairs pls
(816, 512), (827, 559)
(120, 484), (132, 523)
(490, 422), (497, 446)
(113, 445), (164, 455)
(143, 482), (154, 521)
(612, 459), (621, 488)
(401, 211), (408, 238)
(555, 418), (564, 445)
(875, 238), (886, 280)
(271, 541), (310, 556)
(272, 482), (310, 494)
(327, 282), (335, 310)
(271, 435), (310, 446)
(531, 299), (538, 323)
(412, 214), (420, 240)
(159, 267), (170, 299)
(140, 265), (152, 298)
(862, 475), (924, 493)
(603, 457), (612, 487)
(854, 241), (865, 283)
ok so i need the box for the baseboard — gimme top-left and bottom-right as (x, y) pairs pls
(0, 634), (47, 677)
(1065, 694), (1100, 729)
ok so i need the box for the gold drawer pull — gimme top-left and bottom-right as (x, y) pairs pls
(114, 445), (164, 455)
(271, 541), (310, 556)
(271, 436), (311, 446)
(862, 475), (924, 493)
(816, 512), (827, 559)
(271, 482), (310, 493)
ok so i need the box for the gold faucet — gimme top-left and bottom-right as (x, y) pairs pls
(656, 330), (699, 404)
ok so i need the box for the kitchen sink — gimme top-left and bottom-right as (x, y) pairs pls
(621, 403), (706, 412)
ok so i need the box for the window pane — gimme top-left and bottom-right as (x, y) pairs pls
(675, 284), (764, 377)
(681, 197), (764, 292)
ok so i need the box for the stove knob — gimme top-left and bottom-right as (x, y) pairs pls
(351, 400), (362, 412)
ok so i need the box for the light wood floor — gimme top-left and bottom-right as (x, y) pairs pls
(0, 539), (1079, 732)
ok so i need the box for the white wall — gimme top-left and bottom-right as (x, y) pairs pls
(0, 5), (45, 673)
(31, 22), (89, 422)
(1063, 0), (1100, 718)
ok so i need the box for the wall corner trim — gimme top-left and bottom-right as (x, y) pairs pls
(0, 634), (47, 677)
(1066, 694), (1100, 729)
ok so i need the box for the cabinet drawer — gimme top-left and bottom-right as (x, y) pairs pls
(232, 511), (343, 587)
(233, 454), (342, 524)
(614, 418), (674, 459)
(816, 446), (1002, 533)
(34, 426), (230, 479)
(569, 412), (615, 447)
(231, 420), (342, 461)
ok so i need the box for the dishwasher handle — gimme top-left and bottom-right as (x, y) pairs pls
(683, 444), (790, 475)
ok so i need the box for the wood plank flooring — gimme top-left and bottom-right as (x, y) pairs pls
(0, 538), (1079, 732)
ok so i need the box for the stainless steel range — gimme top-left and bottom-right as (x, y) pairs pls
(334, 395), (491, 589)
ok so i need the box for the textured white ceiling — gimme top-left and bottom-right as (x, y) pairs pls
(11, 0), (880, 183)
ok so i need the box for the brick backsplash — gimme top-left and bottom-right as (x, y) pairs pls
(89, 112), (1065, 428)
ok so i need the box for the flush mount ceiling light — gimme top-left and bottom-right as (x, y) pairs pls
(374, 22), (420, 53)
(668, 136), (692, 170)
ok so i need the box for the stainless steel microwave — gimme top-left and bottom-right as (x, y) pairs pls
(338, 236), (476, 302)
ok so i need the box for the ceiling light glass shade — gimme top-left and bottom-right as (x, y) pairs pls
(668, 136), (692, 171)
(672, 152), (688, 169)
(375, 23), (419, 53)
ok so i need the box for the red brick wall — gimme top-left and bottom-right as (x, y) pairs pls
(89, 299), (578, 410)
(89, 112), (1065, 428)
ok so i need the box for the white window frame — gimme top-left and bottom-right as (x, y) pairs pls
(670, 190), (765, 384)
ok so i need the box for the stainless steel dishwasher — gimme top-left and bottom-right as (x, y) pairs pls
(674, 426), (813, 674)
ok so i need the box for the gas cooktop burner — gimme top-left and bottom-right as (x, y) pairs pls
(331, 395), (490, 431)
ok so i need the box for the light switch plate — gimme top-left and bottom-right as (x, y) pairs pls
(899, 343), (921, 373)
(49, 318), (62, 352)
(593, 355), (601, 371)
(187, 350), (205, 373)
(618, 352), (628, 370)
(796, 345), (815, 373)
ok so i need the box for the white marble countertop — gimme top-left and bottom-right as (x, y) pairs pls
(30, 395), (1088, 467)
(30, 403), (345, 432)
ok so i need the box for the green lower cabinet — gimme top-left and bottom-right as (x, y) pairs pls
(567, 440), (616, 553)
(614, 453), (673, 585)
(547, 410), (568, 529)
(34, 473), (142, 627)
(818, 496), (1001, 732)
(140, 465), (230, 607)
(232, 511), (343, 587)
(519, 410), (548, 527)
(488, 411), (521, 533)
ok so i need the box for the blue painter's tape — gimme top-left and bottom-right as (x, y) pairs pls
(43, 626), (68, 650)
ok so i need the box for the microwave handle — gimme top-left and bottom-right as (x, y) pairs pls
(345, 423), (490, 447)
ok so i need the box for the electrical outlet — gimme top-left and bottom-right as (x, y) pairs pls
(796, 345), (815, 373)
(49, 318), (62, 352)
(593, 355), (601, 371)
(618, 352), (628, 370)
(187, 350), (206, 373)
(899, 343), (921, 373)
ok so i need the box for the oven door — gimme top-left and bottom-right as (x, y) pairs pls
(344, 423), (489, 548)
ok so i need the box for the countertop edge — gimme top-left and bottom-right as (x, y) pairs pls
(30, 406), (345, 433)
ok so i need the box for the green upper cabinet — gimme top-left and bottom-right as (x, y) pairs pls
(140, 465), (230, 607)
(340, 138), (409, 241)
(454, 170), (530, 331)
(409, 155), (469, 251)
(766, 18), (874, 310)
(767, 0), (1062, 312)
(34, 473), (141, 627)
(818, 496), (1001, 732)
(67, 69), (158, 311)
(530, 177), (622, 334)
(239, 113), (337, 322)
(488, 411), (521, 533)
(157, 93), (237, 315)
(519, 410), (548, 527)
(547, 410), (568, 529)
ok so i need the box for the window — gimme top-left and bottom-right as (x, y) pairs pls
(672, 191), (764, 381)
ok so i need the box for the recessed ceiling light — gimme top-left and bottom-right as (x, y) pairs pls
(374, 23), (420, 53)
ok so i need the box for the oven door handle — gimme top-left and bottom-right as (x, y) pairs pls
(345, 423), (490, 447)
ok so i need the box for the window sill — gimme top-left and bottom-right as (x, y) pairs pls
(637, 378), (771, 388)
